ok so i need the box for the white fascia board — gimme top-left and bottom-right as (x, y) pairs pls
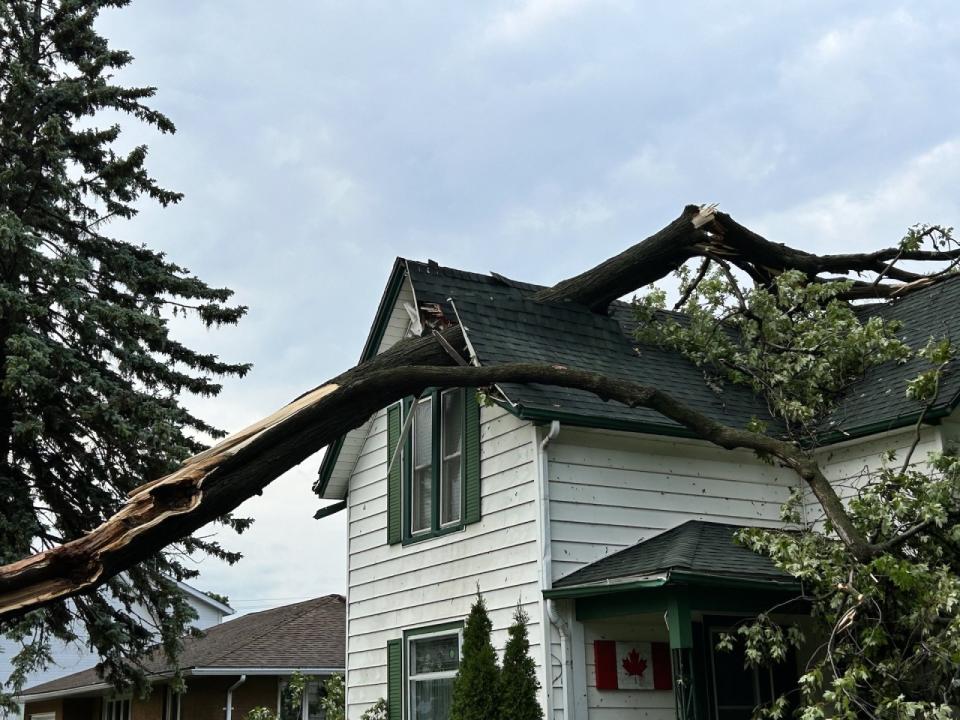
(175, 579), (235, 616)
(16, 683), (114, 703)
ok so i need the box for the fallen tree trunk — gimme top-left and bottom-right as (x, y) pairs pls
(533, 205), (960, 312)
(2, 202), (955, 621)
(0, 332), (882, 621)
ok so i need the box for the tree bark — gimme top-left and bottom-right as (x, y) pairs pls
(0, 331), (879, 621)
(1, 202), (949, 621)
(531, 204), (706, 310)
(531, 204), (960, 311)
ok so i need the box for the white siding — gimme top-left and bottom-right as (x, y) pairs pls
(583, 617), (674, 720)
(943, 414), (960, 450)
(808, 425), (944, 525)
(547, 428), (798, 582)
(346, 404), (544, 719)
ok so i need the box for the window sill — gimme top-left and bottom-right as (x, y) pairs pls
(401, 523), (466, 546)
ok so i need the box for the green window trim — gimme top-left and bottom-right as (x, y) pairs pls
(386, 388), (481, 546)
(386, 623), (465, 720)
(387, 638), (403, 720)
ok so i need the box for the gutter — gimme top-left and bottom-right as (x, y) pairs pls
(543, 570), (801, 600)
(225, 675), (246, 720)
(16, 667), (346, 703)
(537, 421), (578, 720)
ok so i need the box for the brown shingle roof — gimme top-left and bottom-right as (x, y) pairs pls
(20, 594), (345, 698)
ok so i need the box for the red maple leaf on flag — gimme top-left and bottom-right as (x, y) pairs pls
(621, 648), (648, 678)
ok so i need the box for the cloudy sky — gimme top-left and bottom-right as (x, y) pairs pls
(96, 0), (960, 614)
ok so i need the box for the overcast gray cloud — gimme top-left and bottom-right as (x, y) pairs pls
(94, 0), (960, 613)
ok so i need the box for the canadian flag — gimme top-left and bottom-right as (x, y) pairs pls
(594, 640), (672, 691)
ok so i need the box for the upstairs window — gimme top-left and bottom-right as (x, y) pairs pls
(386, 388), (480, 545)
(409, 390), (464, 536)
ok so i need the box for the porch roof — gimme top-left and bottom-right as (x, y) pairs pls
(547, 521), (795, 598)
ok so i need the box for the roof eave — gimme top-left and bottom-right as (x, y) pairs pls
(544, 569), (800, 600)
(18, 665), (348, 702)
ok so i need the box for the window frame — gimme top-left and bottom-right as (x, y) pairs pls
(276, 676), (327, 720)
(404, 623), (464, 720)
(102, 697), (132, 720)
(163, 686), (182, 720)
(402, 388), (467, 544)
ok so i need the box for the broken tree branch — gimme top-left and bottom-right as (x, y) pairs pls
(530, 204), (959, 313)
(0, 331), (886, 622)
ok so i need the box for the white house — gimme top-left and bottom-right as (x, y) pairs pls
(315, 256), (960, 720)
(3, 580), (233, 718)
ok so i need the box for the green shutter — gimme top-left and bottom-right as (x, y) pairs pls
(387, 403), (402, 545)
(387, 638), (403, 720)
(463, 389), (481, 525)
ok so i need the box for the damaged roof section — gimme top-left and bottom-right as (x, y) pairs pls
(316, 257), (960, 499)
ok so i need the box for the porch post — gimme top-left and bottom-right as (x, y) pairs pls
(666, 593), (698, 720)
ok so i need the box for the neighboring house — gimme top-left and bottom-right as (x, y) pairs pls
(17, 594), (345, 720)
(315, 256), (960, 720)
(2, 580), (233, 715)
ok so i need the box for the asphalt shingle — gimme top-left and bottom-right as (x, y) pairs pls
(20, 595), (345, 697)
(406, 259), (960, 441)
(552, 520), (792, 588)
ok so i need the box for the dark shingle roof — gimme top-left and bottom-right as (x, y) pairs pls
(406, 260), (960, 440)
(824, 277), (960, 435)
(408, 260), (774, 434)
(552, 521), (792, 589)
(20, 595), (345, 697)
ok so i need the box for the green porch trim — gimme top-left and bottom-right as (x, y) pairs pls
(546, 570), (801, 602)
(543, 577), (667, 600)
(574, 584), (803, 622)
(667, 592), (693, 649)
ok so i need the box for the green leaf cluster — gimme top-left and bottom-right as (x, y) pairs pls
(451, 595), (542, 720)
(498, 605), (543, 720)
(637, 249), (960, 718)
(451, 593), (501, 720)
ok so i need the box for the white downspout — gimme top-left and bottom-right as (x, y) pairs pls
(539, 421), (574, 719)
(225, 674), (246, 720)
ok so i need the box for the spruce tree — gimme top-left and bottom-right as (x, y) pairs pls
(498, 605), (543, 720)
(450, 592), (500, 720)
(0, 0), (250, 705)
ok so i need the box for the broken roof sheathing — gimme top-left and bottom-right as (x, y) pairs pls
(316, 258), (960, 499)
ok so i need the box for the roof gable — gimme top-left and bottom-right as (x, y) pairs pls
(316, 258), (960, 498)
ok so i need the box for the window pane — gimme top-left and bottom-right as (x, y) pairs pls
(440, 392), (463, 526)
(414, 399), (433, 467)
(411, 465), (432, 533)
(441, 391), (462, 458)
(441, 456), (461, 525)
(305, 680), (325, 720)
(411, 398), (433, 533)
(412, 677), (454, 720)
(279, 681), (303, 720)
(412, 635), (459, 674)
